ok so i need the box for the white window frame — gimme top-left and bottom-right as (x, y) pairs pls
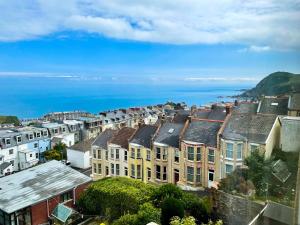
(226, 143), (234, 159)
(17, 136), (22, 143)
(237, 143), (243, 160)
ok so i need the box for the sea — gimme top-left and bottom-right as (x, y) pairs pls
(0, 75), (255, 119)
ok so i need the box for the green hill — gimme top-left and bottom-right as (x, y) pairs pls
(241, 71), (300, 98)
(0, 116), (20, 126)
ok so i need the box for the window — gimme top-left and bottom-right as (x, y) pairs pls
(34, 143), (38, 148)
(29, 134), (34, 140)
(9, 149), (14, 155)
(93, 149), (97, 158)
(137, 165), (141, 178)
(187, 146), (194, 161)
(250, 144), (259, 153)
(162, 148), (167, 160)
(225, 164), (233, 175)
(36, 153), (39, 159)
(29, 154), (32, 158)
(174, 149), (179, 163)
(226, 143), (233, 159)
(106, 166), (109, 175)
(131, 164), (135, 178)
(93, 163), (97, 173)
(5, 138), (11, 145)
(110, 149), (114, 159)
(187, 166), (194, 182)
(62, 127), (66, 132)
(131, 148), (135, 159)
(124, 150), (128, 161)
(163, 166), (167, 181)
(36, 132), (41, 138)
(54, 129), (58, 134)
(156, 165), (161, 179)
(124, 167), (128, 176)
(116, 164), (120, 175)
(60, 191), (73, 202)
(98, 150), (101, 159)
(147, 167), (151, 180)
(196, 168), (201, 183)
(137, 148), (141, 158)
(111, 163), (114, 175)
(196, 147), (201, 161)
(146, 150), (151, 161)
(208, 149), (215, 163)
(156, 147), (161, 159)
(116, 149), (119, 160)
(237, 143), (243, 160)
(43, 131), (48, 136)
(98, 164), (102, 174)
(105, 150), (108, 160)
(17, 136), (21, 143)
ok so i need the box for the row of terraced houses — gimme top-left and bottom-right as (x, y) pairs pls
(91, 94), (300, 189)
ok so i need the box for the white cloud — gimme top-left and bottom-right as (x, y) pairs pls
(0, 0), (299, 49)
(239, 45), (271, 53)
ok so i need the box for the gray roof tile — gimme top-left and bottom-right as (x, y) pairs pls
(130, 125), (157, 149)
(154, 122), (184, 148)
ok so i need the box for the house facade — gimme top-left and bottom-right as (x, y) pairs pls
(288, 93), (300, 116)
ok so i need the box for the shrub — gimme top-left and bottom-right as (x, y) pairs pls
(161, 197), (184, 225)
(152, 184), (183, 207)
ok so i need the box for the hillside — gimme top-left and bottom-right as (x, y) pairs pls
(241, 71), (300, 98)
(0, 116), (20, 126)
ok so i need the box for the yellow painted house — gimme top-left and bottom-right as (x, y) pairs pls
(128, 125), (158, 182)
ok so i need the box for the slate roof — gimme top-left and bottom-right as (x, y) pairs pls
(193, 106), (227, 121)
(109, 127), (136, 149)
(0, 160), (91, 214)
(233, 102), (259, 114)
(129, 125), (158, 149)
(258, 96), (288, 115)
(69, 138), (95, 152)
(92, 129), (117, 149)
(172, 110), (191, 123)
(222, 114), (277, 144)
(153, 122), (184, 148)
(183, 120), (222, 148)
(288, 93), (300, 110)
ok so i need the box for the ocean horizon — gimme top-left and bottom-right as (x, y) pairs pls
(0, 75), (255, 119)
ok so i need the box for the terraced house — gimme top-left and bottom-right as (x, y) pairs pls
(219, 113), (280, 178)
(152, 122), (185, 184)
(91, 129), (117, 180)
(128, 124), (158, 182)
(179, 119), (223, 189)
(0, 127), (50, 176)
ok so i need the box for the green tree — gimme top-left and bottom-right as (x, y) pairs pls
(152, 184), (183, 207)
(161, 197), (184, 225)
(170, 216), (196, 225)
(44, 149), (62, 160)
(53, 142), (67, 159)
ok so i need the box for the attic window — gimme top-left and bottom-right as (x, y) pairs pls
(168, 128), (174, 134)
(271, 102), (278, 106)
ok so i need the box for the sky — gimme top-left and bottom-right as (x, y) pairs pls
(0, 0), (300, 80)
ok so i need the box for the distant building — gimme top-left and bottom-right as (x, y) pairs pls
(0, 160), (91, 225)
(0, 127), (51, 175)
(67, 138), (95, 169)
(288, 93), (300, 116)
(43, 111), (92, 121)
(280, 116), (300, 152)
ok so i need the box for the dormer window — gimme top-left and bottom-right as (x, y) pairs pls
(36, 132), (41, 138)
(17, 136), (22, 143)
(29, 134), (34, 140)
(43, 131), (48, 136)
(62, 127), (66, 132)
(54, 129), (58, 134)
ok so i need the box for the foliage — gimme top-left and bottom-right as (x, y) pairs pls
(53, 142), (67, 159)
(44, 149), (62, 160)
(113, 203), (160, 225)
(170, 216), (196, 225)
(0, 116), (20, 126)
(161, 197), (184, 225)
(241, 71), (300, 98)
(77, 177), (156, 221)
(152, 183), (183, 207)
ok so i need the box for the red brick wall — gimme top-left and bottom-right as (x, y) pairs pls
(30, 182), (91, 225)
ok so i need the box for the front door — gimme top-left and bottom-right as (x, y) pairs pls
(174, 169), (179, 184)
(208, 169), (214, 187)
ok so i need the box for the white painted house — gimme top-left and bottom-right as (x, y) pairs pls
(67, 139), (94, 169)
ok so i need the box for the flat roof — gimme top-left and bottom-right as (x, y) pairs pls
(0, 160), (91, 214)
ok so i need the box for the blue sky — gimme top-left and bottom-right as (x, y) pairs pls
(0, 0), (299, 80)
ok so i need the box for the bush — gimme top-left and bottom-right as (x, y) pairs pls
(170, 216), (196, 225)
(152, 184), (183, 207)
(77, 177), (156, 221)
(161, 197), (184, 225)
